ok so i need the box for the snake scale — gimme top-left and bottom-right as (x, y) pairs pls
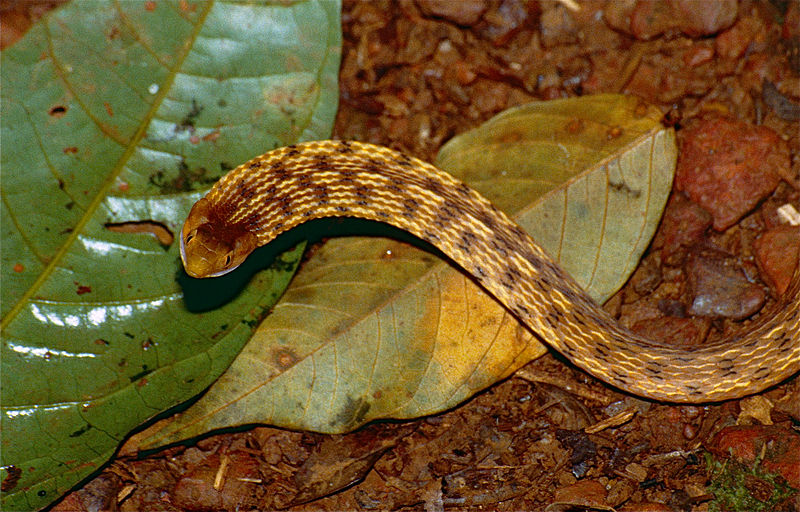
(181, 140), (800, 402)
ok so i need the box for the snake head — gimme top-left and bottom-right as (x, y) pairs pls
(180, 197), (258, 278)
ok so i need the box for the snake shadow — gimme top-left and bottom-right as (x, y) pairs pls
(177, 217), (441, 312)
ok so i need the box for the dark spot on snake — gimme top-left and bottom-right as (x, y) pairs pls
(335, 206), (350, 213)
(403, 197), (419, 211)
(754, 367), (770, 380)
(337, 141), (353, 153)
(645, 360), (664, 371)
(460, 231), (477, 249)
(492, 240), (508, 257)
(608, 369), (626, 384)
(593, 315), (615, 330)
(377, 211), (389, 218)
(614, 342), (635, 357)
(510, 224), (526, 237)
(561, 287), (579, 302)
(718, 358), (734, 370)
(514, 304), (531, 318)
(357, 200), (369, 206)
(743, 338), (760, 348)
(721, 370), (737, 378)
(394, 156), (413, 167)
(476, 209), (497, 230)
(424, 230), (440, 241)
(423, 177), (444, 194)
(474, 265), (486, 278)
(270, 164), (289, 177)
(457, 182), (471, 196)
(248, 161), (262, 169)
(673, 356), (692, 363)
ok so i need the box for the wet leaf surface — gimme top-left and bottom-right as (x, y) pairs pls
(0, 1), (340, 509)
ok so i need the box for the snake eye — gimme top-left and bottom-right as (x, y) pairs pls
(224, 253), (232, 267)
(185, 233), (194, 244)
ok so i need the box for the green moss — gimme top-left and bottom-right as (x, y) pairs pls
(705, 452), (797, 512)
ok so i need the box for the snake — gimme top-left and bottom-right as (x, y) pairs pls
(180, 140), (800, 403)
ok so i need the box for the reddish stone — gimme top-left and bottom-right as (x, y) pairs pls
(754, 225), (800, 296)
(654, 192), (712, 265)
(708, 425), (800, 488)
(415, 0), (488, 26)
(669, 0), (737, 37)
(715, 16), (764, 60)
(604, 0), (737, 40)
(675, 116), (788, 231)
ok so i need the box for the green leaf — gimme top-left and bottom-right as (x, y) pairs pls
(139, 94), (676, 446)
(0, 1), (341, 509)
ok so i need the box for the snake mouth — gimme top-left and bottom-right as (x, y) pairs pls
(179, 226), (189, 269)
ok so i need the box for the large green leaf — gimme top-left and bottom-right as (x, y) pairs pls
(0, 1), (340, 509)
(140, 95), (677, 446)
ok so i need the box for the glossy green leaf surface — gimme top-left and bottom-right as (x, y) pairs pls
(0, 1), (341, 509)
(140, 94), (677, 445)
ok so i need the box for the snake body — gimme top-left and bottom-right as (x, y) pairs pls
(181, 140), (800, 402)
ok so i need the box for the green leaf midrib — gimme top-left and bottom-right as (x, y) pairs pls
(1, 0), (215, 330)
